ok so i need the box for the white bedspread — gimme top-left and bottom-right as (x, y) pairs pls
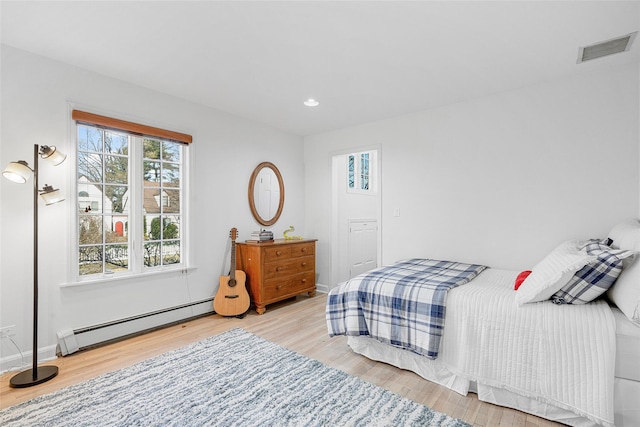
(349, 269), (616, 427)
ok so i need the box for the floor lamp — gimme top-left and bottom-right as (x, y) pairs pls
(3, 144), (66, 388)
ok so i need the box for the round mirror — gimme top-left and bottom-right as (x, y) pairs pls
(248, 162), (284, 226)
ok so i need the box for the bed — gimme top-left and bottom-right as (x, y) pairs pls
(326, 220), (640, 427)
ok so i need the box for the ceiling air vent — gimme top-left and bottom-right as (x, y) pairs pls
(577, 32), (637, 63)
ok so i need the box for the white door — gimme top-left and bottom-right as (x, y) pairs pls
(331, 148), (381, 288)
(349, 219), (378, 278)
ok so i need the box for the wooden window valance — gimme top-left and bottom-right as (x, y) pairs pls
(72, 110), (193, 144)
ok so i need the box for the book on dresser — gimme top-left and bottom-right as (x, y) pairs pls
(236, 239), (317, 314)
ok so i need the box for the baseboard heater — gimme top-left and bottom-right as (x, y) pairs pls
(58, 298), (214, 356)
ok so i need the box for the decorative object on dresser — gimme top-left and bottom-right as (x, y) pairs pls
(237, 239), (316, 314)
(283, 225), (302, 240)
(246, 229), (274, 243)
(213, 228), (250, 317)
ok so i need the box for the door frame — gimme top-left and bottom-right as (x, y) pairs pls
(330, 145), (382, 288)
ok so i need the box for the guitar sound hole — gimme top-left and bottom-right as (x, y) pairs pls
(228, 279), (236, 287)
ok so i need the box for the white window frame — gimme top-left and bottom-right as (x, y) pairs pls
(70, 121), (190, 285)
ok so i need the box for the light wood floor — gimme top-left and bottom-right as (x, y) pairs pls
(0, 294), (560, 426)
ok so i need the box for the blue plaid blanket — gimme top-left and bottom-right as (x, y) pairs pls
(326, 258), (487, 359)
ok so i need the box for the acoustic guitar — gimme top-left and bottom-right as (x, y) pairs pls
(214, 228), (250, 317)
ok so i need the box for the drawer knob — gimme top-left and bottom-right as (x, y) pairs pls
(276, 285), (283, 290)
(276, 251), (282, 256)
(276, 266), (283, 272)
(301, 262), (307, 267)
(301, 279), (306, 283)
(301, 247), (307, 252)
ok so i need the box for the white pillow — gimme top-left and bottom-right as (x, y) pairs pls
(515, 240), (594, 305)
(606, 219), (640, 326)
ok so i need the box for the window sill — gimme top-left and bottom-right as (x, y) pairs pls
(59, 266), (198, 288)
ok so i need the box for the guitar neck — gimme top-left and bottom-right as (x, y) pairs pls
(230, 240), (236, 280)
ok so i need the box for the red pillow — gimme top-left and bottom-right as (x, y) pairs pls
(514, 270), (532, 291)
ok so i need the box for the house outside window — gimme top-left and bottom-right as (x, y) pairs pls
(75, 120), (187, 279)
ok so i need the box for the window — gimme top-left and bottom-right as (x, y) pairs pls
(73, 111), (191, 280)
(142, 138), (182, 268)
(347, 150), (377, 194)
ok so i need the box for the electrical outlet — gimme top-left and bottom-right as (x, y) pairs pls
(0, 325), (16, 338)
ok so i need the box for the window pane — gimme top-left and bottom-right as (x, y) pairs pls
(144, 214), (161, 240)
(104, 131), (128, 154)
(162, 190), (180, 213)
(144, 189), (161, 214)
(105, 244), (129, 272)
(163, 241), (181, 265)
(348, 155), (355, 189)
(362, 175), (370, 190)
(360, 153), (370, 190)
(105, 185), (128, 213)
(163, 215), (181, 239)
(161, 163), (180, 187)
(144, 242), (161, 267)
(79, 215), (103, 245)
(78, 125), (103, 152)
(78, 153), (103, 182)
(143, 139), (161, 160)
(105, 215), (128, 243)
(78, 183), (103, 213)
(79, 246), (103, 276)
(105, 155), (128, 184)
(162, 142), (180, 162)
(361, 153), (369, 174)
(144, 161), (161, 184)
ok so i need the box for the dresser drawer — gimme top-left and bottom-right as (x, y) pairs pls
(290, 242), (315, 258)
(263, 271), (315, 300)
(263, 245), (292, 263)
(263, 256), (315, 280)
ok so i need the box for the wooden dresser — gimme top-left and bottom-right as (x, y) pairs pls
(236, 239), (316, 314)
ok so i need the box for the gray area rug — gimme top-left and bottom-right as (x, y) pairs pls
(1, 328), (470, 426)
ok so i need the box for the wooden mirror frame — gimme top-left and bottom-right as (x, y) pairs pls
(248, 162), (285, 226)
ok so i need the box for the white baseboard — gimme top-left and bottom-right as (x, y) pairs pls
(315, 283), (329, 294)
(74, 304), (211, 351)
(0, 345), (58, 375)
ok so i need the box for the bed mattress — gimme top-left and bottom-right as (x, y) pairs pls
(612, 306), (640, 382)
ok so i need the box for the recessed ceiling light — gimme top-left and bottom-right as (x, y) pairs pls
(304, 98), (319, 107)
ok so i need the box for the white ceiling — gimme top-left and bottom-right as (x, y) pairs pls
(1, 1), (639, 136)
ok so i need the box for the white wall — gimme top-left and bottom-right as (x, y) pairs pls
(305, 63), (639, 286)
(0, 46), (305, 369)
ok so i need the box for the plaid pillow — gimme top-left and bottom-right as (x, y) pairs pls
(552, 240), (635, 305)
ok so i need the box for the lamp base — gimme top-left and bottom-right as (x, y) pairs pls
(9, 365), (58, 388)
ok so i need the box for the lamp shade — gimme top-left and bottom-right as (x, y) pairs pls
(39, 145), (66, 166)
(39, 185), (65, 205)
(2, 161), (32, 183)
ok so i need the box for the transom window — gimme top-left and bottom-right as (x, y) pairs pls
(73, 112), (190, 280)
